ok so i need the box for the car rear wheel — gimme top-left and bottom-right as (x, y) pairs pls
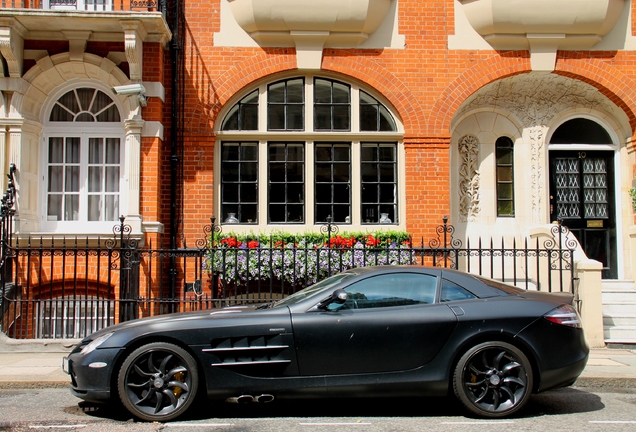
(117, 342), (199, 422)
(453, 341), (533, 418)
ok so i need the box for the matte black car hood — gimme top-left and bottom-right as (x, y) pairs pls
(85, 304), (263, 340)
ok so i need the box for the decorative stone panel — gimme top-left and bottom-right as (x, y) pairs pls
(459, 0), (625, 70)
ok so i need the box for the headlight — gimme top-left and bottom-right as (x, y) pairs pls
(80, 332), (114, 356)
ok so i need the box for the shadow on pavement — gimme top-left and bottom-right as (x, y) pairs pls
(74, 387), (605, 423)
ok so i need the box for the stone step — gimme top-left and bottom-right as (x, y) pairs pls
(601, 280), (635, 291)
(602, 302), (636, 316)
(602, 290), (636, 303)
(602, 280), (636, 291)
(603, 315), (636, 326)
(603, 326), (636, 341)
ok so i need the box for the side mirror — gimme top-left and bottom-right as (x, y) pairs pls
(318, 289), (348, 309)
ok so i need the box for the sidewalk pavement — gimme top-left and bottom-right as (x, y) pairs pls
(0, 333), (635, 390)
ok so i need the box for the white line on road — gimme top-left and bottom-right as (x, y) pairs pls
(441, 421), (515, 424)
(590, 421), (636, 424)
(299, 423), (372, 426)
(166, 424), (235, 428)
(28, 426), (87, 430)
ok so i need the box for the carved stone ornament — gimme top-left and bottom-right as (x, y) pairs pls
(458, 134), (481, 222)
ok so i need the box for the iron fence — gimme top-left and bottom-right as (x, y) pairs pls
(0, 169), (577, 339)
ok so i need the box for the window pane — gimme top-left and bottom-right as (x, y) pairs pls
(221, 142), (259, 224)
(333, 82), (350, 103)
(314, 143), (351, 224)
(105, 167), (119, 192)
(287, 105), (304, 130)
(268, 143), (305, 223)
(359, 90), (396, 132)
(49, 138), (64, 163)
(88, 167), (102, 192)
(66, 166), (80, 192)
(105, 138), (120, 164)
(66, 138), (80, 163)
(268, 105), (285, 130)
(65, 195), (79, 221)
(314, 105), (331, 130)
(47, 195), (62, 219)
(314, 79), (332, 103)
(333, 105), (350, 130)
(88, 195), (101, 221)
(48, 166), (63, 192)
(496, 137), (515, 217)
(361, 143), (397, 224)
(287, 79), (304, 103)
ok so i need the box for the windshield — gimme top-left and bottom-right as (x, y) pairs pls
(272, 272), (356, 307)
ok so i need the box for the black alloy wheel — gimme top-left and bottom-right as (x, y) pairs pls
(117, 342), (199, 422)
(453, 341), (533, 418)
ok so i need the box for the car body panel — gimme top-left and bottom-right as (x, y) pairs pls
(63, 265), (589, 418)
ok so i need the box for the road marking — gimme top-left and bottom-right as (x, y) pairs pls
(28, 426), (87, 430)
(166, 424), (235, 428)
(590, 421), (636, 424)
(299, 422), (372, 426)
(441, 421), (515, 424)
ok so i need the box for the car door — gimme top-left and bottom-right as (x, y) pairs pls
(290, 271), (458, 376)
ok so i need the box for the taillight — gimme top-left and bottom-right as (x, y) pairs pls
(544, 304), (582, 328)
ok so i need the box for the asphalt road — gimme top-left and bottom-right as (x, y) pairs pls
(0, 386), (635, 431)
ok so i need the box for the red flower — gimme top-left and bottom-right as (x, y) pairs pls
(221, 237), (241, 248)
(247, 240), (260, 249)
(365, 235), (380, 247)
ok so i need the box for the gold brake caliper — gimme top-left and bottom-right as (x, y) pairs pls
(173, 371), (185, 397)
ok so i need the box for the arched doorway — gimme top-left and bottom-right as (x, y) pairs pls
(548, 118), (617, 279)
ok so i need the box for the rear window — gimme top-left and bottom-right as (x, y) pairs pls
(474, 275), (524, 296)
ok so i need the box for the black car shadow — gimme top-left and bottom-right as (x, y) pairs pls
(72, 387), (604, 423)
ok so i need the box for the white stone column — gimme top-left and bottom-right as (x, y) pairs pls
(123, 119), (144, 234)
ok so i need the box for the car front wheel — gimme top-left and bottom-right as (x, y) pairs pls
(117, 342), (199, 422)
(453, 341), (533, 418)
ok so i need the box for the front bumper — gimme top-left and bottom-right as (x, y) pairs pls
(64, 347), (123, 403)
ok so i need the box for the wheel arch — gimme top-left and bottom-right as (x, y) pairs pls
(108, 334), (208, 399)
(447, 331), (542, 393)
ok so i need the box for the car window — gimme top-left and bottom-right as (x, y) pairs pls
(440, 279), (476, 302)
(329, 273), (437, 310)
(273, 272), (357, 307)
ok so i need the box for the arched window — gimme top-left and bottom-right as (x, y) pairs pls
(42, 87), (124, 232)
(217, 76), (401, 228)
(496, 137), (515, 217)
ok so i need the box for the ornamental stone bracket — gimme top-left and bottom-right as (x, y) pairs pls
(228, 0), (393, 69)
(62, 30), (92, 62)
(120, 20), (148, 82)
(0, 18), (27, 78)
(459, 0), (625, 71)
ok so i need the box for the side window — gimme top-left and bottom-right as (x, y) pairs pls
(331, 273), (437, 310)
(440, 279), (476, 302)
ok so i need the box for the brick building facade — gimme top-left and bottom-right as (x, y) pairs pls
(1, 1), (636, 340)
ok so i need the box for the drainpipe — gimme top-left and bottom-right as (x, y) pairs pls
(168, 0), (182, 305)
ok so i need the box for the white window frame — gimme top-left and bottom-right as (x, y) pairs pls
(215, 74), (405, 234)
(40, 83), (126, 234)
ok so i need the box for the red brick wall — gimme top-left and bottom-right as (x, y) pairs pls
(164, 0), (636, 244)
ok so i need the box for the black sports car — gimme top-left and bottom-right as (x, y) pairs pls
(63, 265), (589, 422)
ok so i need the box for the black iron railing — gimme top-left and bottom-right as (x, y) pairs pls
(0, 199), (576, 339)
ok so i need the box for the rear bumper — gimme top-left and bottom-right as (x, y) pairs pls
(538, 351), (588, 391)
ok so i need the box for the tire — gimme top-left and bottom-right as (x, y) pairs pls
(117, 342), (199, 422)
(453, 341), (533, 418)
